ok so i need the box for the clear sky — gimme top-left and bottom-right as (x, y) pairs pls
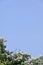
(0, 0), (43, 57)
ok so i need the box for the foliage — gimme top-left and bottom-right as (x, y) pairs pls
(0, 38), (43, 65)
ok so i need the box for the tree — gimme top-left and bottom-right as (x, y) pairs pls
(0, 38), (43, 65)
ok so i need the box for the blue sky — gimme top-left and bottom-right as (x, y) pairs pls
(0, 0), (43, 57)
